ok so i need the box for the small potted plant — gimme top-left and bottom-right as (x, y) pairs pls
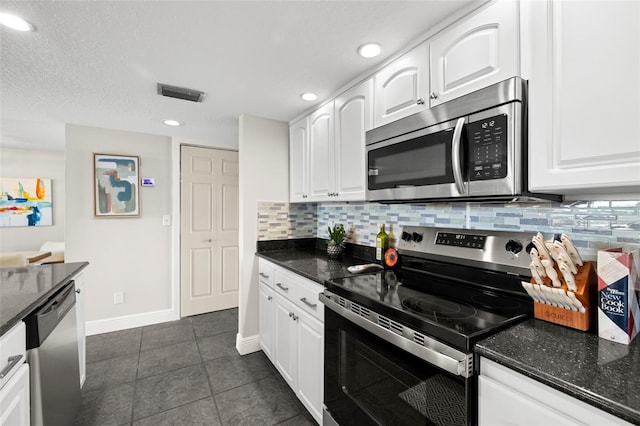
(327, 224), (346, 258)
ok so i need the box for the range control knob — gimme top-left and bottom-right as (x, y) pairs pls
(412, 232), (423, 243)
(505, 240), (523, 255)
(401, 231), (412, 242)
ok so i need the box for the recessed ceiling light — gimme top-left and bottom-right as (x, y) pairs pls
(0, 13), (35, 32)
(358, 43), (381, 58)
(163, 119), (182, 127)
(301, 93), (317, 101)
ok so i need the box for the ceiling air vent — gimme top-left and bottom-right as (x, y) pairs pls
(157, 83), (206, 103)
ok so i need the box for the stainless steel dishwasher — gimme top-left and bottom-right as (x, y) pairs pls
(24, 281), (80, 426)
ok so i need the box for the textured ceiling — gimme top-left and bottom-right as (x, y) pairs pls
(0, 0), (476, 152)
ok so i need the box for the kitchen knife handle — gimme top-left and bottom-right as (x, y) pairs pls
(451, 117), (466, 196)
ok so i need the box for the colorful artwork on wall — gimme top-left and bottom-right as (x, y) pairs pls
(94, 154), (140, 217)
(0, 177), (53, 227)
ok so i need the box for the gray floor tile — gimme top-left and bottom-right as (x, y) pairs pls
(83, 353), (139, 392)
(140, 321), (194, 351)
(204, 351), (275, 395)
(75, 382), (134, 426)
(191, 308), (238, 338)
(197, 331), (238, 361)
(86, 328), (142, 363)
(276, 414), (316, 426)
(215, 374), (301, 425)
(133, 397), (222, 426)
(137, 340), (202, 378)
(133, 364), (211, 420)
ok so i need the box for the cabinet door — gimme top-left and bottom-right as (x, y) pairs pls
(528, 0), (640, 194)
(0, 364), (30, 426)
(308, 102), (334, 201)
(430, 0), (519, 106)
(258, 283), (275, 362)
(274, 295), (298, 390)
(296, 311), (324, 425)
(478, 375), (581, 426)
(374, 42), (429, 127)
(289, 117), (309, 202)
(334, 79), (373, 201)
(75, 273), (86, 387)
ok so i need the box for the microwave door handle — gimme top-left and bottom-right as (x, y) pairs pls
(451, 117), (466, 195)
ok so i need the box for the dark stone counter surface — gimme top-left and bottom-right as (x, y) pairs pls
(476, 319), (640, 424)
(256, 239), (374, 285)
(0, 262), (89, 336)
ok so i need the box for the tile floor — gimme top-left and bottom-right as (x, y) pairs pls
(75, 308), (315, 426)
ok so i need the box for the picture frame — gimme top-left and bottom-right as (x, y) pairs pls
(94, 153), (140, 217)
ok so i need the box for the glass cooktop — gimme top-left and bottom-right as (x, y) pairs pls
(325, 269), (532, 351)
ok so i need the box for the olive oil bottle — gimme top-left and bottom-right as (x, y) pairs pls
(376, 224), (389, 263)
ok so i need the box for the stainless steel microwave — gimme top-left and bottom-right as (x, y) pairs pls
(366, 77), (561, 203)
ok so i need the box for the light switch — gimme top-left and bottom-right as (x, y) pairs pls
(162, 215), (171, 226)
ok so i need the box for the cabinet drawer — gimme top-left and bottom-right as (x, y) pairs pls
(258, 258), (275, 288)
(295, 277), (324, 321)
(274, 269), (298, 301)
(0, 322), (26, 390)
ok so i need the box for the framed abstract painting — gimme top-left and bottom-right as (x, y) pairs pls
(94, 154), (140, 217)
(0, 177), (53, 227)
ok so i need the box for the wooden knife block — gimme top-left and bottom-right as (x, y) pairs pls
(532, 261), (597, 331)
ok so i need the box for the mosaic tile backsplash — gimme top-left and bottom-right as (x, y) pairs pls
(257, 200), (640, 261)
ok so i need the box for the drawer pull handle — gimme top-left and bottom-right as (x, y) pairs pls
(276, 283), (289, 291)
(0, 355), (23, 379)
(300, 297), (317, 309)
(259, 273), (270, 279)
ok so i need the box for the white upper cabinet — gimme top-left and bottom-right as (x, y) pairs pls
(528, 0), (640, 194)
(289, 117), (309, 202)
(308, 102), (335, 200)
(430, 0), (519, 106)
(333, 79), (373, 201)
(374, 42), (429, 127)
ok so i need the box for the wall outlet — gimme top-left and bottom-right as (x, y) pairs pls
(113, 291), (124, 304)
(162, 215), (171, 226)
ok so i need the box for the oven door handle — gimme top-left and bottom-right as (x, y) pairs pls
(320, 291), (472, 378)
(451, 117), (466, 196)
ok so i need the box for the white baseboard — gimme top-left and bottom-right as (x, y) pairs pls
(235, 333), (261, 355)
(85, 309), (179, 336)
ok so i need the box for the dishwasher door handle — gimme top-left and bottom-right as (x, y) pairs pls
(0, 355), (23, 379)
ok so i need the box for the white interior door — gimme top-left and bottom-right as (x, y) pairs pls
(181, 145), (239, 316)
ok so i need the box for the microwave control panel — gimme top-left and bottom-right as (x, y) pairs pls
(467, 114), (508, 181)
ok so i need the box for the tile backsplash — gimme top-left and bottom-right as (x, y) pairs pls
(257, 200), (640, 260)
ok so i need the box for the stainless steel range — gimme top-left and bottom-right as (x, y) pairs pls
(321, 226), (536, 426)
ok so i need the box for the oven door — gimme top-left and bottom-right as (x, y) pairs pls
(366, 117), (467, 202)
(322, 300), (475, 426)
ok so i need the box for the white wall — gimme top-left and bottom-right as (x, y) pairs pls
(237, 114), (289, 353)
(66, 125), (174, 333)
(0, 148), (65, 251)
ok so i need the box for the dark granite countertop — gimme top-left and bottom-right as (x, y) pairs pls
(476, 319), (640, 424)
(256, 239), (374, 285)
(0, 262), (89, 336)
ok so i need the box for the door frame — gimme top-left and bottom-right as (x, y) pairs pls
(170, 139), (239, 320)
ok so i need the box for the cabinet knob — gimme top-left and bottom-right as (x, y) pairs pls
(417, 98), (425, 105)
(267, 296), (273, 301)
(76, 289), (81, 294)
(429, 92), (438, 100)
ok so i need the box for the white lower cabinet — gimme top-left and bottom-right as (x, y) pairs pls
(0, 322), (29, 426)
(258, 258), (324, 425)
(478, 357), (632, 426)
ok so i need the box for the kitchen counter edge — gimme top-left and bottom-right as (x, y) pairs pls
(476, 319), (640, 425)
(0, 262), (89, 336)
